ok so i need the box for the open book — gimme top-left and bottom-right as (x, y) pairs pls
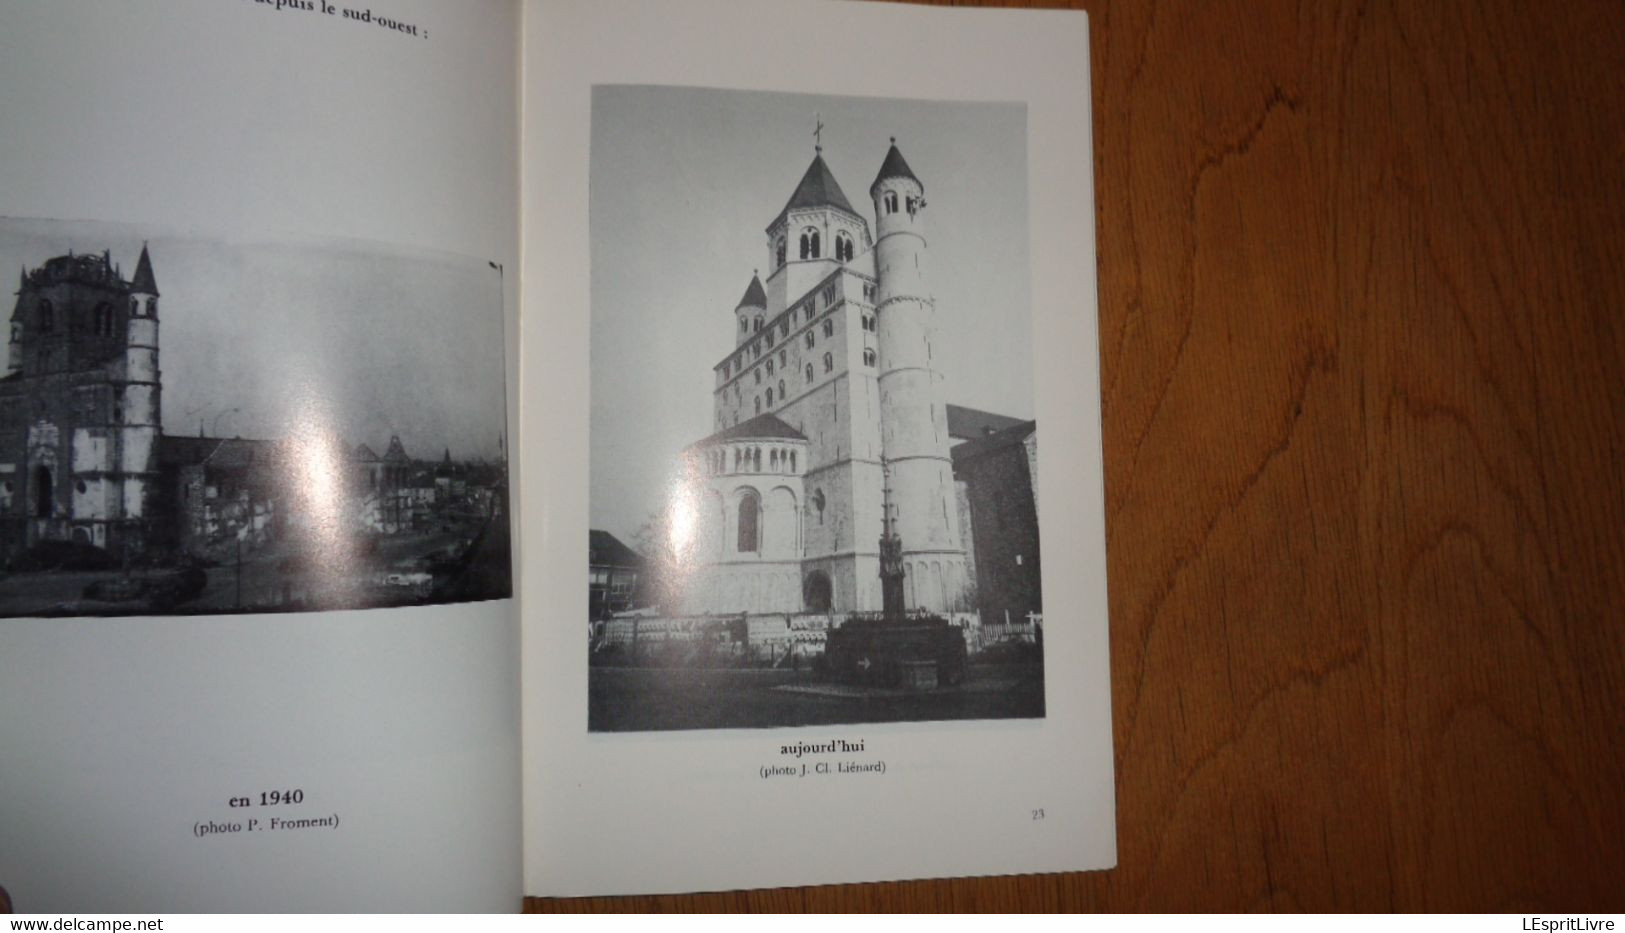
(0, 0), (1113, 911)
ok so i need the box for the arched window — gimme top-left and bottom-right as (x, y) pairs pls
(740, 315), (748, 333)
(811, 488), (825, 523)
(799, 233), (810, 260)
(776, 236), (786, 267)
(778, 379), (786, 399)
(753, 448), (761, 471)
(754, 368), (761, 385)
(753, 317), (762, 332)
(884, 191), (899, 214)
(810, 231), (821, 259)
(755, 396), (761, 414)
(803, 571), (832, 611)
(778, 349), (787, 368)
(737, 492), (760, 553)
(766, 359), (774, 375)
(37, 300), (54, 334)
(863, 348), (876, 367)
(822, 319), (834, 338)
(790, 451), (796, 472)
(766, 388), (774, 406)
(823, 352), (833, 373)
(770, 449), (778, 470)
(33, 465), (52, 519)
(805, 363), (814, 382)
(129, 297), (139, 317)
(805, 331), (815, 349)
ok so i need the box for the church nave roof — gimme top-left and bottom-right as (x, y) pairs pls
(690, 413), (807, 448)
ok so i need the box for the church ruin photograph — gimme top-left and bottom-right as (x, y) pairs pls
(0, 220), (512, 617)
(587, 87), (1044, 732)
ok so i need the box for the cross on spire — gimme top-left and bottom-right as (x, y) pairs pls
(814, 113), (824, 153)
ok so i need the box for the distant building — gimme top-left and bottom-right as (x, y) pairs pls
(588, 529), (643, 619)
(355, 435), (416, 533)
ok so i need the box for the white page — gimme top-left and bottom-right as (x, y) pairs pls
(522, 0), (1113, 896)
(0, 0), (522, 912)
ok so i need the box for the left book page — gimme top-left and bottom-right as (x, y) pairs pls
(0, 0), (522, 912)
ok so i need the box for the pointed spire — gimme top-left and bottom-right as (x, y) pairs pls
(131, 243), (159, 296)
(735, 271), (767, 310)
(871, 139), (923, 196)
(767, 153), (859, 233)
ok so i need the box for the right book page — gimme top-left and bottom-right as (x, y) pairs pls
(521, 0), (1113, 896)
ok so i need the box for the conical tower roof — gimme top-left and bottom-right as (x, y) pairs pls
(735, 272), (767, 310)
(768, 153), (859, 232)
(871, 139), (923, 195)
(130, 244), (159, 296)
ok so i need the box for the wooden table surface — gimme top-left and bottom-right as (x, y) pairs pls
(530, 0), (1625, 912)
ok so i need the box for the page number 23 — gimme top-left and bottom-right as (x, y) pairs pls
(1031, 808), (1045, 821)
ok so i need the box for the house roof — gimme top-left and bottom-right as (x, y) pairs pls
(130, 244), (159, 296)
(157, 435), (279, 470)
(158, 435), (222, 467)
(689, 413), (807, 448)
(768, 153), (860, 232)
(206, 438), (278, 470)
(946, 404), (1028, 441)
(949, 418), (1036, 466)
(871, 141), (922, 195)
(735, 272), (767, 310)
(589, 529), (644, 568)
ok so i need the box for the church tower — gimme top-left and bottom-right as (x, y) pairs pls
(120, 244), (163, 540)
(734, 271), (766, 346)
(870, 140), (966, 612)
(761, 142), (871, 317)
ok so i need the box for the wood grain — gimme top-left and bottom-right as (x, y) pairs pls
(529, 0), (1625, 912)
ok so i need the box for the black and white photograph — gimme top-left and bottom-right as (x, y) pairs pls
(588, 86), (1045, 732)
(0, 219), (512, 617)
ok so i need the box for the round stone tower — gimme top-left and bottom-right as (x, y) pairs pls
(121, 244), (162, 529)
(869, 140), (966, 612)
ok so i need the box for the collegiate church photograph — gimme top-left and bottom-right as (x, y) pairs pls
(0, 219), (511, 617)
(587, 87), (1045, 731)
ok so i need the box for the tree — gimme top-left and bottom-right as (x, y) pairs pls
(631, 509), (685, 614)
